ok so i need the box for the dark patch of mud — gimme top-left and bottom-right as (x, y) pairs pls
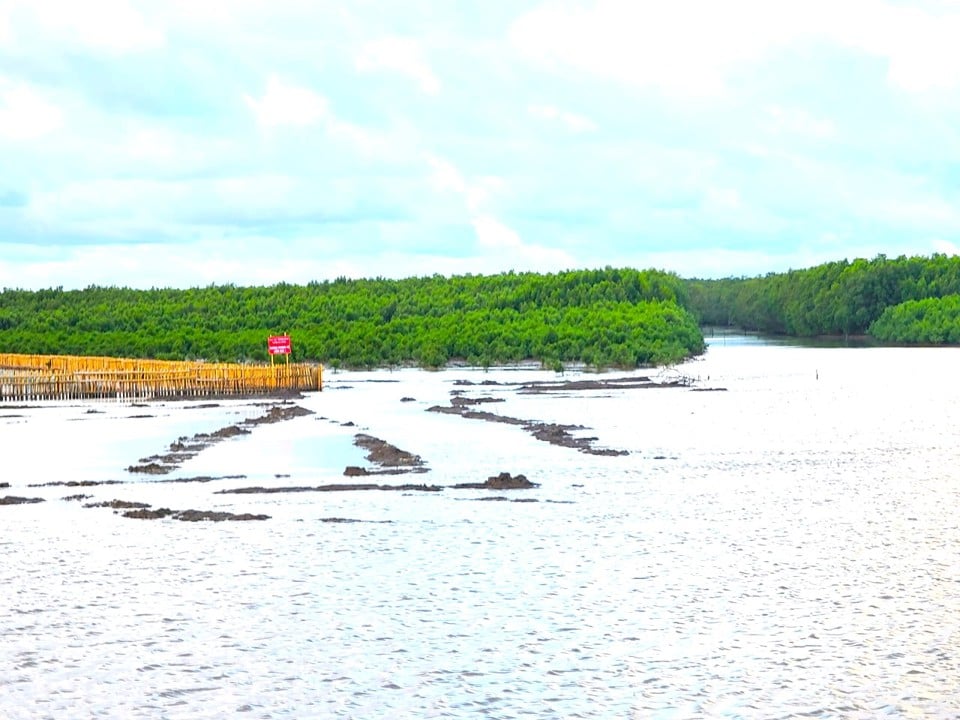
(84, 499), (151, 509)
(471, 496), (540, 502)
(245, 404), (314, 426)
(128, 402), (315, 475)
(518, 376), (668, 393)
(400, 397), (416, 402)
(428, 397), (628, 457)
(123, 508), (175, 519)
(62, 494), (93, 502)
(1, 496), (45, 505)
(0, 482), (8, 488)
(217, 482), (442, 495)
(347, 433), (428, 475)
(127, 462), (172, 475)
(320, 517), (394, 524)
(29, 479), (125, 488)
(196, 425), (250, 440)
(691, 387), (728, 392)
(128, 414), (154, 419)
(174, 510), (270, 522)
(0, 414), (24, 418)
(453, 472), (539, 490)
(155, 474), (246, 484)
(451, 396), (505, 406)
(97, 505), (271, 521)
(187, 403), (222, 409)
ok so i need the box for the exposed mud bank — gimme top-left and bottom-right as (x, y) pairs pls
(84, 499), (150, 509)
(81, 499), (270, 521)
(217, 482), (443, 495)
(30, 479), (125, 487)
(155, 474), (247, 484)
(320, 517), (394, 524)
(519, 376), (658, 392)
(428, 396), (628, 456)
(1, 495), (45, 505)
(218, 471), (539, 497)
(124, 508), (270, 521)
(343, 433), (428, 476)
(467, 497), (575, 504)
(128, 402), (314, 475)
(452, 472), (539, 490)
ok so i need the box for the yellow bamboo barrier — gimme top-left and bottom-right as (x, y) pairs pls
(0, 354), (322, 402)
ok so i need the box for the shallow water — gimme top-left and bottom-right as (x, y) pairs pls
(3, 338), (960, 718)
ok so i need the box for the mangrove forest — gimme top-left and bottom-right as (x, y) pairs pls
(0, 268), (705, 369)
(687, 253), (960, 344)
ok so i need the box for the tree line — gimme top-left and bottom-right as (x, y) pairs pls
(686, 253), (960, 343)
(0, 268), (705, 368)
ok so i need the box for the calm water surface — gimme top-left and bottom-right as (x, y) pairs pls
(3, 338), (960, 719)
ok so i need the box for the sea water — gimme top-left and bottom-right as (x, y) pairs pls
(3, 337), (960, 718)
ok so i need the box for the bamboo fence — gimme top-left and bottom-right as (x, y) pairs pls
(0, 353), (322, 402)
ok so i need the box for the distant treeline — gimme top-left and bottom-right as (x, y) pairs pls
(0, 268), (705, 368)
(687, 253), (960, 343)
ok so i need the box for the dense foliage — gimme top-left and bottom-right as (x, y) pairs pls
(0, 268), (705, 368)
(687, 254), (960, 341)
(868, 295), (960, 343)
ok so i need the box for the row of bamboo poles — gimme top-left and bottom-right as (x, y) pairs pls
(0, 353), (322, 402)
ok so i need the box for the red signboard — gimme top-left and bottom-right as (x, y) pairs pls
(268, 335), (292, 355)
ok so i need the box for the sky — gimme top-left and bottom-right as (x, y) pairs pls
(2, 0), (960, 290)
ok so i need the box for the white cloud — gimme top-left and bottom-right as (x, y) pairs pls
(832, 2), (960, 93)
(932, 239), (960, 256)
(17, 0), (164, 54)
(472, 215), (522, 251)
(425, 154), (497, 213)
(511, 0), (960, 97)
(426, 154), (468, 195)
(245, 75), (328, 128)
(0, 80), (63, 140)
(701, 187), (742, 214)
(424, 153), (569, 269)
(468, 215), (573, 272)
(0, 11), (10, 47)
(356, 37), (441, 95)
(764, 106), (835, 139)
(511, 0), (794, 97)
(528, 104), (597, 133)
(243, 75), (392, 157)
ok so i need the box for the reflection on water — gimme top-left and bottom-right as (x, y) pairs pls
(704, 327), (879, 349)
(4, 339), (960, 718)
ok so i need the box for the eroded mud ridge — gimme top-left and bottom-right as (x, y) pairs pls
(452, 472), (539, 490)
(1, 495), (44, 505)
(217, 471), (536, 496)
(82, 499), (269, 521)
(343, 433), (428, 476)
(128, 402), (314, 475)
(453, 376), (672, 392)
(520, 376), (659, 392)
(320, 517), (394, 524)
(428, 395), (628, 456)
(29, 476), (244, 488)
(29, 480), (125, 488)
(217, 482), (442, 495)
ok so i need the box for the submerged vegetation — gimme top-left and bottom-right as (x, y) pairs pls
(687, 253), (960, 344)
(0, 268), (705, 369)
